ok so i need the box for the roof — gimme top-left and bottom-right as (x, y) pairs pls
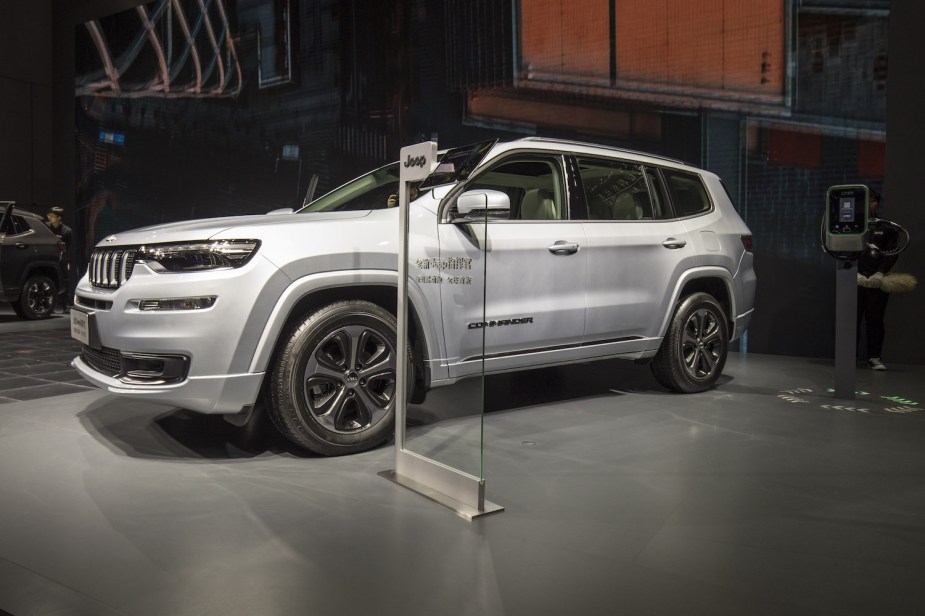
(507, 137), (693, 168)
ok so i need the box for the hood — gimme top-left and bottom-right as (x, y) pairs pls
(95, 210), (371, 247)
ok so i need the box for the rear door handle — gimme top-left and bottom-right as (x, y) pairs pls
(661, 238), (686, 250)
(548, 241), (580, 255)
(15, 243), (29, 249)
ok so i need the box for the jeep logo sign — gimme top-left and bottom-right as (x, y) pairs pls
(399, 141), (438, 182)
(404, 155), (427, 169)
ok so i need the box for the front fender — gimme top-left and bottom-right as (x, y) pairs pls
(247, 270), (444, 381)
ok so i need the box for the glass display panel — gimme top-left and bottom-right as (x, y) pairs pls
(402, 151), (582, 483)
(402, 187), (488, 480)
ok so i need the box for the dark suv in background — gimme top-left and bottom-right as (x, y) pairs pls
(0, 203), (66, 319)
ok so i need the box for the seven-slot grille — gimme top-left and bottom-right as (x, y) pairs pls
(89, 248), (137, 289)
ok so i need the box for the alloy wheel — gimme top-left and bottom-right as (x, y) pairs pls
(25, 279), (54, 316)
(681, 308), (725, 381)
(301, 324), (396, 434)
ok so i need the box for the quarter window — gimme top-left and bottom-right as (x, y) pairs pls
(663, 169), (712, 217)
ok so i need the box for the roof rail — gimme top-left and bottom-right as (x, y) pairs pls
(519, 137), (692, 167)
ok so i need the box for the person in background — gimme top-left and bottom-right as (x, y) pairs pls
(386, 184), (420, 208)
(857, 190), (898, 370)
(46, 206), (73, 311)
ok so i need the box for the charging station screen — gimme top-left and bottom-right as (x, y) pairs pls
(825, 185), (867, 251)
(839, 197), (856, 222)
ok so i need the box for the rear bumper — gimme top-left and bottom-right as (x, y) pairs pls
(732, 307), (755, 342)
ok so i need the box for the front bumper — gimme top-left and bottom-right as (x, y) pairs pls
(73, 355), (264, 413)
(72, 254), (286, 414)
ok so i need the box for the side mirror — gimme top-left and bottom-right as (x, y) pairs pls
(266, 207), (294, 215)
(453, 189), (510, 223)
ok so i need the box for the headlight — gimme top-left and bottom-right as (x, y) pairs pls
(136, 240), (260, 272)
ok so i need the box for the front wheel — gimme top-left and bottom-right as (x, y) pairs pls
(268, 300), (405, 456)
(15, 275), (58, 320)
(651, 292), (729, 393)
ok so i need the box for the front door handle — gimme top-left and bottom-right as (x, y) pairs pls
(15, 243), (29, 249)
(548, 241), (580, 255)
(661, 238), (687, 250)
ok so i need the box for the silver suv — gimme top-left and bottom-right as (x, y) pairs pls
(72, 138), (756, 455)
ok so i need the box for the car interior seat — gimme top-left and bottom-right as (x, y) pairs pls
(520, 188), (558, 220)
(610, 192), (640, 220)
(634, 191), (653, 219)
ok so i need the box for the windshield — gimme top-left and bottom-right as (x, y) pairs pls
(301, 139), (498, 213)
(302, 164), (404, 213)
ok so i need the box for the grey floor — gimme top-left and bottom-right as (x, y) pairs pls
(0, 309), (94, 403)
(1, 315), (924, 615)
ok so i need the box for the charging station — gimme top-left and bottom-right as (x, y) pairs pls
(822, 185), (870, 399)
(824, 185), (869, 254)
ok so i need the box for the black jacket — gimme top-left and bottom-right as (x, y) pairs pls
(47, 222), (72, 250)
(858, 219), (899, 277)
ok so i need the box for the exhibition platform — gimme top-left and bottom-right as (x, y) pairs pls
(1, 316), (924, 615)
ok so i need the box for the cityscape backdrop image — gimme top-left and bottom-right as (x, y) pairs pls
(75, 0), (890, 361)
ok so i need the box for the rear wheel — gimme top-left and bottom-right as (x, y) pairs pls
(651, 292), (728, 393)
(268, 300), (408, 456)
(16, 275), (57, 320)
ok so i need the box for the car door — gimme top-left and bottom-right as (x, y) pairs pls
(0, 204), (8, 290)
(0, 212), (37, 296)
(575, 157), (693, 359)
(435, 154), (587, 379)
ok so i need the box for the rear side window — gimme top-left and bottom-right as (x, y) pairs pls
(3, 215), (32, 235)
(23, 216), (44, 234)
(663, 169), (712, 217)
(577, 157), (669, 221)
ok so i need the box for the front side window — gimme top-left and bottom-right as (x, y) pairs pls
(466, 158), (565, 221)
(578, 158), (667, 221)
(663, 169), (712, 217)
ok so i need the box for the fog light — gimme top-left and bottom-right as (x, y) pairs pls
(119, 352), (189, 384)
(136, 296), (217, 311)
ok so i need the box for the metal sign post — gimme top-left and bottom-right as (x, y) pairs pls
(834, 259), (858, 400)
(392, 141), (438, 455)
(381, 140), (503, 520)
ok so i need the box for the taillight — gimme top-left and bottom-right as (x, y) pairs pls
(741, 235), (753, 252)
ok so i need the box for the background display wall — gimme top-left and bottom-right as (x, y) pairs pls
(3, 0), (919, 364)
(0, 3), (53, 208)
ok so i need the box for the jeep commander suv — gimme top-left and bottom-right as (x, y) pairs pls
(72, 138), (756, 455)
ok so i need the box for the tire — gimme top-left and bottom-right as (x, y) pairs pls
(268, 300), (409, 456)
(16, 275), (57, 320)
(651, 292), (729, 393)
